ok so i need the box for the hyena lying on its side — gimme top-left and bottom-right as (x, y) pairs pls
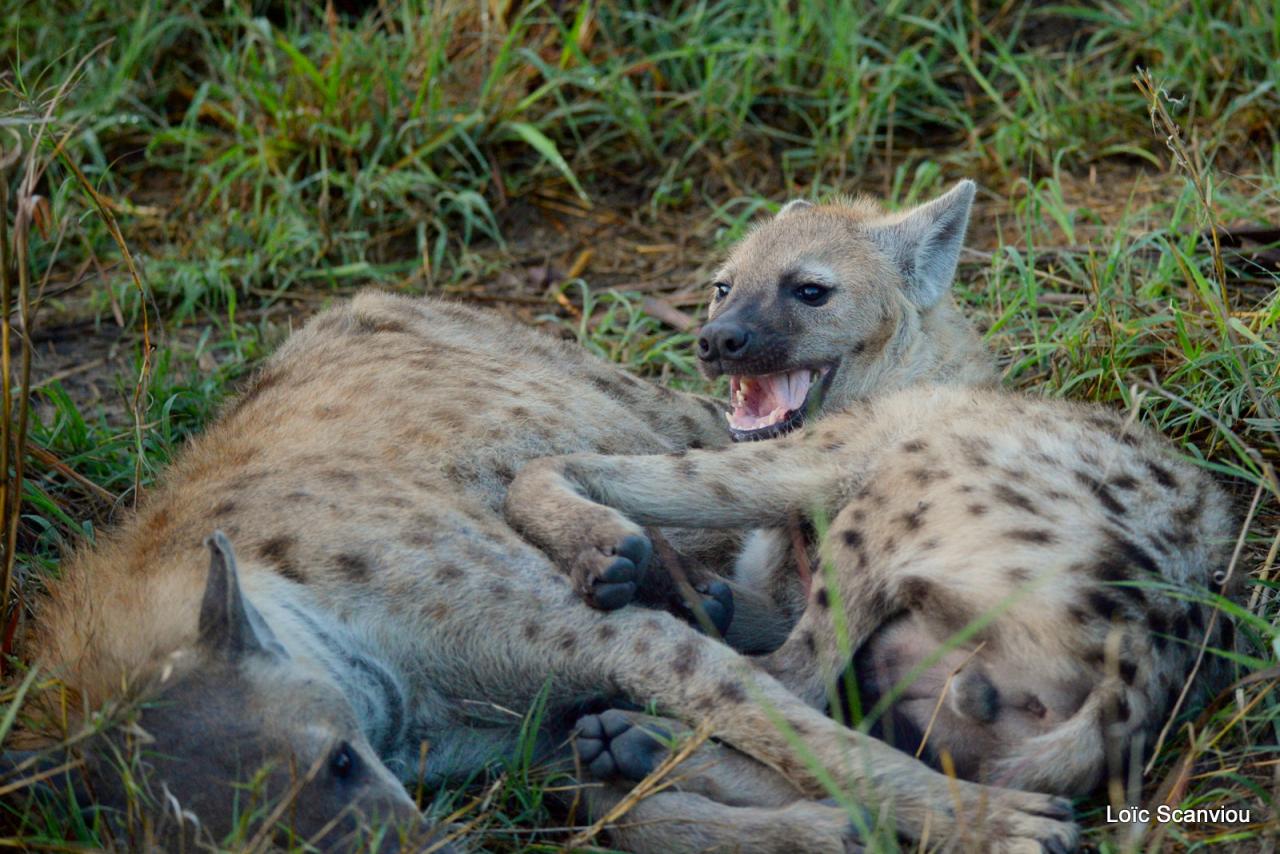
(13, 291), (1077, 852)
(507, 181), (1239, 798)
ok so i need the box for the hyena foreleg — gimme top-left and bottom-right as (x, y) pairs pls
(505, 440), (850, 612)
(505, 442), (893, 702)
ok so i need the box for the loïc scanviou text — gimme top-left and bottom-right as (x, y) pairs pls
(1106, 805), (1252, 825)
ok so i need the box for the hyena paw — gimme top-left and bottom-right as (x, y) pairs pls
(973, 788), (1077, 853)
(678, 579), (734, 636)
(574, 709), (673, 781)
(570, 527), (652, 611)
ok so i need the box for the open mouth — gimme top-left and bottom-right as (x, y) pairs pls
(726, 366), (833, 441)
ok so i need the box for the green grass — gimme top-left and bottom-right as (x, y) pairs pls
(2, 0), (1278, 850)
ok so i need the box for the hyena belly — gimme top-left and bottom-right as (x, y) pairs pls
(796, 393), (1236, 795)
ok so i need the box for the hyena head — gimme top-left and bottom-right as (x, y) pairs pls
(698, 181), (979, 440)
(55, 534), (439, 851)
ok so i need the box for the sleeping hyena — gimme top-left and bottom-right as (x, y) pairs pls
(18, 290), (1078, 852)
(506, 181), (1239, 798)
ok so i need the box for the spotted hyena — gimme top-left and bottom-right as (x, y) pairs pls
(506, 182), (1238, 799)
(18, 291), (1076, 852)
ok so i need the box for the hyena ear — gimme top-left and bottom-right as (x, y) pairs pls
(864, 180), (976, 309)
(776, 199), (814, 218)
(199, 530), (286, 659)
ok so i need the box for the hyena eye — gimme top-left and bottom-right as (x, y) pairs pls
(712, 281), (732, 301)
(793, 283), (832, 306)
(329, 742), (358, 780)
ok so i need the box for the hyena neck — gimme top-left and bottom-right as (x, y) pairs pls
(255, 588), (410, 762)
(855, 296), (996, 403)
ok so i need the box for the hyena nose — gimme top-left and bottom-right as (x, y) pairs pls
(698, 321), (751, 362)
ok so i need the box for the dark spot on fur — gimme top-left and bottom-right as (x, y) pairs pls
(212, 499), (237, 516)
(910, 467), (950, 484)
(597, 624), (617, 641)
(1119, 660), (1138, 684)
(1188, 603), (1205, 630)
(258, 535), (304, 583)
(815, 588), (830, 608)
(1074, 470), (1127, 516)
(675, 458), (698, 479)
(1006, 529), (1057, 544)
(672, 640), (700, 678)
(589, 375), (624, 400)
(968, 503), (988, 516)
(403, 530), (434, 548)
(334, 552), (372, 582)
(491, 582), (511, 601)
(899, 503), (930, 531)
(558, 631), (577, 650)
(1114, 695), (1131, 722)
(992, 483), (1039, 515)
(1172, 613), (1190, 640)
(1087, 589), (1121, 620)
(436, 564), (463, 582)
(1144, 460), (1177, 488)
(900, 577), (974, 634)
(718, 680), (746, 703)
(323, 469), (359, 485)
(1104, 531), (1160, 575)
(633, 637), (651, 655)
(523, 621), (540, 640)
(851, 341), (867, 355)
(1220, 618), (1236, 649)
(1008, 567), (1032, 582)
(902, 439), (928, 453)
(1109, 474), (1140, 490)
(843, 529), (864, 548)
(802, 631), (816, 655)
(711, 482), (735, 504)
(957, 436), (992, 467)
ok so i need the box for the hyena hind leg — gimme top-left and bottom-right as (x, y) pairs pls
(566, 710), (863, 853)
(576, 786), (865, 854)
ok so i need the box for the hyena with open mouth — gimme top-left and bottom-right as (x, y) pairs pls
(507, 181), (1239, 799)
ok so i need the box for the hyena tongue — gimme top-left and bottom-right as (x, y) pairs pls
(727, 370), (813, 431)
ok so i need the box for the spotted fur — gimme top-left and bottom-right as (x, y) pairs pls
(507, 184), (1238, 798)
(26, 292), (1076, 851)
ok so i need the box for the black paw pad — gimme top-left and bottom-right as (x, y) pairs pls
(573, 709), (672, 782)
(613, 534), (652, 580)
(681, 580), (735, 635)
(586, 550), (645, 612)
